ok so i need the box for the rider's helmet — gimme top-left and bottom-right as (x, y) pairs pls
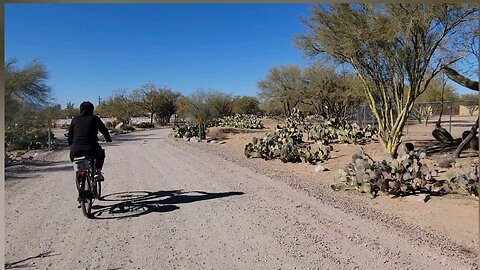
(80, 101), (95, 116)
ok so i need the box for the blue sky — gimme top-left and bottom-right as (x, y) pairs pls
(6, 4), (315, 108)
(6, 4), (477, 109)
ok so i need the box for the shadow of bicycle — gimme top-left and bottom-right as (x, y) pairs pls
(90, 190), (244, 220)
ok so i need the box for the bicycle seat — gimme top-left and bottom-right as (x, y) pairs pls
(73, 156), (88, 161)
(73, 157), (92, 171)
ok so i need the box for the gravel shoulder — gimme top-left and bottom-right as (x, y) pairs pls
(5, 128), (479, 269)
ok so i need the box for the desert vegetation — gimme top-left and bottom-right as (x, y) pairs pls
(6, 4), (478, 199)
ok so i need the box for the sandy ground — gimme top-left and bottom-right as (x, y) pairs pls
(4, 127), (479, 269)
(205, 116), (479, 252)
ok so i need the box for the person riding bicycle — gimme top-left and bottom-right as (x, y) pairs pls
(68, 101), (112, 201)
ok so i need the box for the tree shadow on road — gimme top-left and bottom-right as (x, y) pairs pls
(5, 160), (74, 181)
(5, 251), (59, 269)
(90, 190), (245, 220)
(106, 131), (166, 145)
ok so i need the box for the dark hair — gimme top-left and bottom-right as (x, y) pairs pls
(80, 101), (94, 116)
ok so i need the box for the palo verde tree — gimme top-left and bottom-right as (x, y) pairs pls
(5, 59), (52, 125)
(182, 89), (213, 123)
(296, 4), (477, 156)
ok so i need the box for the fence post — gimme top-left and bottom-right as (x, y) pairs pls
(47, 117), (53, 151)
(449, 101), (452, 134)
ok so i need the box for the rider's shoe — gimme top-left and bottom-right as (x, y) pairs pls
(94, 173), (104, 182)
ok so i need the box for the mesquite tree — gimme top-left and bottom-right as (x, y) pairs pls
(257, 65), (304, 117)
(296, 4), (477, 156)
(302, 65), (365, 120)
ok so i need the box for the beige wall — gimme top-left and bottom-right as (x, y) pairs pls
(459, 105), (479, 116)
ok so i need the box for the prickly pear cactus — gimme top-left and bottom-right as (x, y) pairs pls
(331, 148), (443, 198)
(172, 125), (200, 139)
(244, 108), (331, 164)
(309, 118), (377, 145)
(447, 161), (479, 198)
(211, 114), (264, 129)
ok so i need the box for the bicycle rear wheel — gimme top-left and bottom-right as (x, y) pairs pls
(80, 174), (93, 218)
(96, 180), (102, 200)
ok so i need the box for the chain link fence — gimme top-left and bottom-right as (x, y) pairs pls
(344, 101), (477, 137)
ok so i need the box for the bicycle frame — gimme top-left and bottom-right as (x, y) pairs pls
(73, 157), (98, 218)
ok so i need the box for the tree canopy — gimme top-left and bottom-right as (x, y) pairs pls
(296, 3), (478, 155)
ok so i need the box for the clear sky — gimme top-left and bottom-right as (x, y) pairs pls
(6, 4), (476, 109)
(6, 4), (315, 108)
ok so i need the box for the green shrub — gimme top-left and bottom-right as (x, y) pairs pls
(122, 124), (135, 131)
(134, 122), (155, 129)
(6, 122), (55, 151)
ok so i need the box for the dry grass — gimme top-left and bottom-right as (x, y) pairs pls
(207, 128), (229, 140)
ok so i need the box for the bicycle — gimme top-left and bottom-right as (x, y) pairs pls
(73, 156), (102, 218)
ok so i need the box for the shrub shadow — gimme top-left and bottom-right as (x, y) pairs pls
(5, 160), (74, 175)
(5, 251), (59, 269)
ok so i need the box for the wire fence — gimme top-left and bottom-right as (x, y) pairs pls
(345, 101), (477, 136)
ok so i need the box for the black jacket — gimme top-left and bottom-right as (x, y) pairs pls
(68, 115), (112, 146)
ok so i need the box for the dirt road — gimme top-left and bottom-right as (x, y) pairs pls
(5, 129), (478, 269)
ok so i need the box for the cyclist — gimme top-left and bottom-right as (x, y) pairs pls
(68, 101), (112, 202)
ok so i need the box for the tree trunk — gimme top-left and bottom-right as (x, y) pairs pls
(436, 77), (445, 127)
(283, 102), (288, 117)
(443, 67), (479, 91)
(453, 117), (479, 158)
(385, 139), (401, 158)
(150, 113), (154, 125)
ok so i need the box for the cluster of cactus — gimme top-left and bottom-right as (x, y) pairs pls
(244, 136), (332, 164)
(211, 114), (264, 129)
(308, 118), (377, 144)
(172, 125), (200, 139)
(244, 109), (331, 164)
(447, 162), (479, 197)
(331, 148), (444, 198)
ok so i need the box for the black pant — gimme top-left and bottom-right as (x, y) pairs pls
(70, 143), (106, 170)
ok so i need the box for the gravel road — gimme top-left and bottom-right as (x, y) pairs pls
(5, 129), (478, 269)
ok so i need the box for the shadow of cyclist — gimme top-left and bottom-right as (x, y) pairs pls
(89, 190), (244, 220)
